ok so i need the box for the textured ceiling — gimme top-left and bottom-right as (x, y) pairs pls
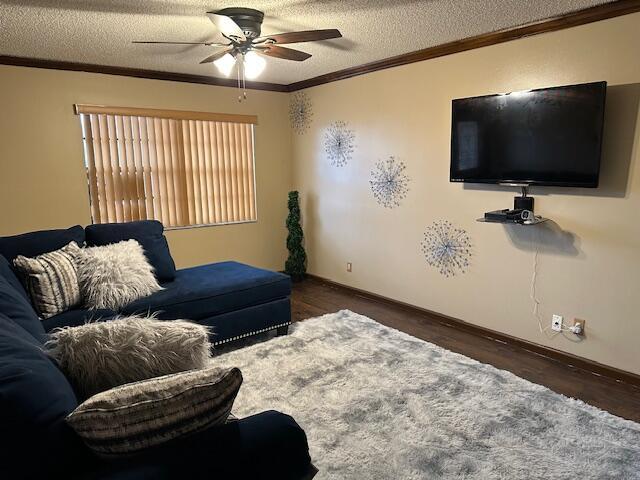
(0, 0), (613, 85)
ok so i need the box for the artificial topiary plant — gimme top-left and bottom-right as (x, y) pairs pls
(285, 191), (307, 281)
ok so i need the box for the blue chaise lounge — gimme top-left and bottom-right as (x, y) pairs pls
(0, 220), (292, 344)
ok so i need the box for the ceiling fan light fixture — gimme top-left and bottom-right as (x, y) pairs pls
(243, 50), (266, 80)
(214, 53), (236, 77)
(135, 8), (341, 101)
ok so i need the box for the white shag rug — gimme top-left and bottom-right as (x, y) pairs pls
(214, 310), (640, 479)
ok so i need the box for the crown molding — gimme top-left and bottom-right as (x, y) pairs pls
(287, 0), (640, 91)
(1, 1), (639, 93)
(0, 55), (289, 92)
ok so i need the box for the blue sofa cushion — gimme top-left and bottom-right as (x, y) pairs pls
(0, 225), (84, 267)
(122, 261), (291, 320)
(0, 271), (46, 342)
(0, 313), (84, 478)
(0, 254), (29, 301)
(80, 411), (312, 480)
(85, 220), (176, 282)
(42, 308), (117, 332)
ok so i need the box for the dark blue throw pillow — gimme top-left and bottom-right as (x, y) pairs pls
(85, 220), (177, 282)
(0, 254), (29, 302)
(0, 274), (46, 342)
(0, 225), (85, 266)
(0, 313), (85, 478)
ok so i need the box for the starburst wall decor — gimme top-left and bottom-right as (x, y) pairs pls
(289, 92), (313, 134)
(323, 121), (355, 167)
(369, 156), (410, 208)
(420, 220), (472, 277)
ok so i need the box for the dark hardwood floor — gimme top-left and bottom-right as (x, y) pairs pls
(291, 277), (640, 423)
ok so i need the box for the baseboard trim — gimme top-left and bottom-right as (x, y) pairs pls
(307, 274), (640, 389)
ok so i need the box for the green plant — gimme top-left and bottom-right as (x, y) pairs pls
(285, 191), (307, 281)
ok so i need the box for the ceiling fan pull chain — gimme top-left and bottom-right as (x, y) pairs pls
(237, 58), (242, 102)
(242, 55), (247, 100)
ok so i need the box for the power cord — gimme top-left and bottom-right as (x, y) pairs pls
(530, 228), (582, 339)
(530, 228), (555, 337)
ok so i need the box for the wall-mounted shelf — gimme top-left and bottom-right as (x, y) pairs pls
(476, 216), (548, 226)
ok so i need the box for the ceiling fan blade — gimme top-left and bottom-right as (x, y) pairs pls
(199, 48), (233, 64)
(133, 41), (228, 46)
(256, 45), (311, 61)
(258, 29), (342, 45)
(206, 12), (246, 41)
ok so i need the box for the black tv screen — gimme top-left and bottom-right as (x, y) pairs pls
(450, 81), (607, 187)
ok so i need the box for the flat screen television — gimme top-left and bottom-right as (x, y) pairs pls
(450, 81), (607, 187)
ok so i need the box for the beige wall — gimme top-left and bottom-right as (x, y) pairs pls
(0, 66), (292, 271)
(292, 13), (640, 374)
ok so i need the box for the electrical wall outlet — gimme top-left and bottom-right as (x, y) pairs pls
(571, 318), (586, 335)
(551, 314), (563, 332)
(346, 262), (352, 272)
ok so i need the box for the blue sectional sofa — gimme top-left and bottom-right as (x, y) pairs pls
(0, 220), (292, 344)
(0, 221), (313, 479)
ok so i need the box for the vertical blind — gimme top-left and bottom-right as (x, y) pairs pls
(76, 105), (258, 228)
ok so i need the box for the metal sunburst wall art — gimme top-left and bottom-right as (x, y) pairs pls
(369, 156), (410, 208)
(323, 121), (355, 167)
(420, 220), (472, 277)
(289, 91), (313, 134)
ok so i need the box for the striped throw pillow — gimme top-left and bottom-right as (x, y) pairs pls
(66, 366), (242, 457)
(13, 241), (82, 319)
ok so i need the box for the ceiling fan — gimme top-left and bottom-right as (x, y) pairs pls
(134, 7), (342, 100)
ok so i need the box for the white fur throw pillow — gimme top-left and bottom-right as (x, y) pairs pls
(45, 316), (213, 398)
(76, 239), (162, 310)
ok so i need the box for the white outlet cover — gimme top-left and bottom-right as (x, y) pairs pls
(551, 314), (563, 332)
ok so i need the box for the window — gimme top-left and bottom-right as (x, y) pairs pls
(76, 105), (258, 228)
